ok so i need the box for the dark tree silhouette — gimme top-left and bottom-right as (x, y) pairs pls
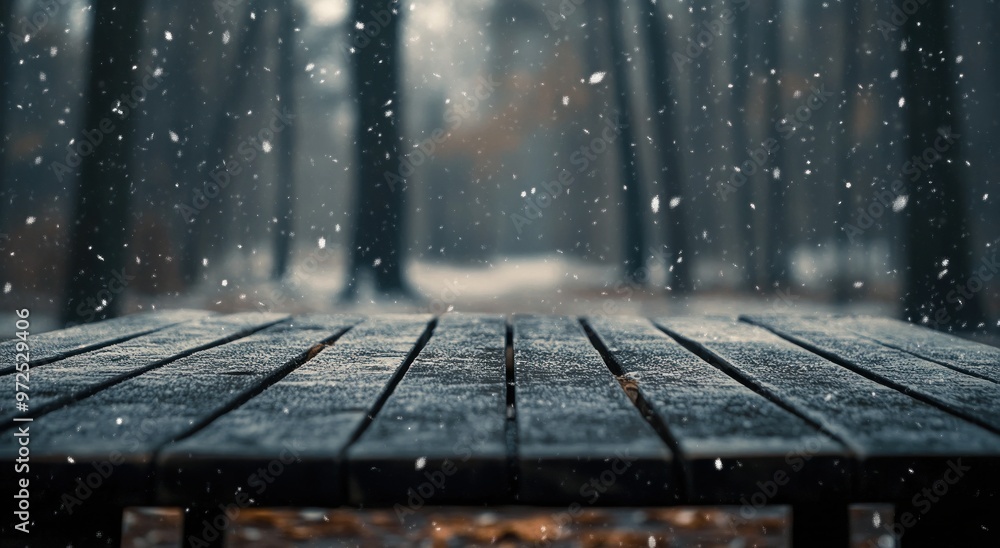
(272, 0), (299, 279)
(762, 0), (790, 289)
(180, 2), (264, 284)
(900, 1), (985, 330)
(641, 1), (691, 292)
(728, 0), (757, 290)
(603, 0), (646, 283)
(0, 4), (13, 224)
(833, 0), (862, 303)
(62, 0), (146, 325)
(344, 0), (410, 297)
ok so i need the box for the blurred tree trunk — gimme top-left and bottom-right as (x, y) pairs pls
(833, 0), (861, 304)
(900, 0), (985, 330)
(0, 4), (12, 222)
(604, 0), (646, 284)
(180, 2), (263, 284)
(271, 0), (298, 279)
(641, 0), (691, 293)
(762, 0), (789, 290)
(62, 0), (146, 325)
(344, 0), (409, 297)
(729, 0), (756, 290)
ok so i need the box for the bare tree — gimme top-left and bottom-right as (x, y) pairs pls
(762, 0), (790, 290)
(63, 0), (147, 324)
(728, 0), (757, 290)
(900, 0), (985, 330)
(603, 0), (646, 283)
(343, 0), (411, 297)
(641, 0), (691, 292)
(272, 0), (299, 279)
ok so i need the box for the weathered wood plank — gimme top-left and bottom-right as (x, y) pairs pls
(513, 316), (675, 505)
(346, 314), (509, 507)
(0, 312), (287, 424)
(155, 315), (433, 509)
(584, 316), (847, 504)
(0, 309), (211, 375)
(656, 317), (1000, 500)
(744, 315), (1000, 434)
(0, 315), (358, 517)
(839, 316), (1000, 385)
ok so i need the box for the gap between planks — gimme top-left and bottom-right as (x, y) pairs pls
(155, 325), (357, 452)
(741, 317), (1000, 437)
(653, 321), (857, 454)
(579, 318), (690, 501)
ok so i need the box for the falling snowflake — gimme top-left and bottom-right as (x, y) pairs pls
(169, 130), (179, 142)
(164, 31), (173, 41)
(25, 217), (36, 225)
(898, 97), (906, 108)
(318, 237), (327, 249)
(650, 195), (660, 213)
(892, 195), (908, 212)
(669, 196), (682, 209)
(588, 71), (606, 84)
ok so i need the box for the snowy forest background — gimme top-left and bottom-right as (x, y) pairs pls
(0, 0), (997, 338)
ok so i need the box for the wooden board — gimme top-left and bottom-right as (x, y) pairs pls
(512, 316), (676, 505)
(155, 315), (433, 508)
(657, 317), (1000, 499)
(838, 316), (1000, 385)
(584, 316), (847, 504)
(744, 315), (1000, 434)
(0, 312), (287, 424)
(346, 314), (509, 507)
(0, 309), (210, 374)
(0, 315), (358, 517)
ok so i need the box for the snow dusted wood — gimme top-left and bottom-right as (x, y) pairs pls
(0, 312), (287, 424)
(156, 315), (433, 507)
(838, 316), (1000, 385)
(585, 316), (847, 504)
(744, 315), (1000, 433)
(658, 317), (1000, 499)
(0, 309), (210, 375)
(0, 315), (357, 514)
(513, 316), (676, 505)
(346, 314), (509, 506)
